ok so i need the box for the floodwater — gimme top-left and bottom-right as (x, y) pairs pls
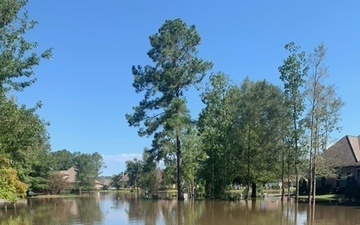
(0, 193), (359, 225)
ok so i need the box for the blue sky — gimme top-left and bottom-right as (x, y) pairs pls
(16, 1), (360, 176)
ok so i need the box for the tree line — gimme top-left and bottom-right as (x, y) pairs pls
(125, 19), (344, 200)
(0, 0), (104, 201)
(0, 1), (344, 202)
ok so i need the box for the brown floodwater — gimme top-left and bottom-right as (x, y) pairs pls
(0, 193), (359, 225)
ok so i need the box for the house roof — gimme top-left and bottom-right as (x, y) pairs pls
(99, 178), (111, 186)
(323, 135), (360, 167)
(120, 174), (129, 182)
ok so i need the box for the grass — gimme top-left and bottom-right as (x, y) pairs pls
(298, 194), (346, 203)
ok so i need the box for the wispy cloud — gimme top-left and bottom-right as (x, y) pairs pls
(102, 153), (142, 163)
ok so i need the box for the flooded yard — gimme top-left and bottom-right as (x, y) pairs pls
(0, 193), (359, 225)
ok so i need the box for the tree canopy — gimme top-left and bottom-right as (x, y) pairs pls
(126, 18), (212, 199)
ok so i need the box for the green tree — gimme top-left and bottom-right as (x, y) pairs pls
(126, 18), (212, 199)
(47, 173), (70, 195)
(0, 0), (52, 93)
(304, 43), (344, 202)
(0, 97), (50, 186)
(28, 147), (52, 193)
(138, 151), (161, 193)
(73, 153), (101, 193)
(125, 158), (143, 191)
(0, 154), (27, 201)
(198, 75), (288, 199)
(235, 79), (288, 197)
(91, 152), (105, 178)
(111, 172), (124, 190)
(198, 73), (236, 198)
(51, 149), (75, 171)
(278, 42), (308, 200)
(0, 0), (52, 201)
(182, 125), (206, 197)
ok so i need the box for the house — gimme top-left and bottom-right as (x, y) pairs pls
(99, 178), (112, 189)
(321, 135), (360, 189)
(57, 167), (77, 183)
(56, 167), (103, 190)
(94, 180), (102, 190)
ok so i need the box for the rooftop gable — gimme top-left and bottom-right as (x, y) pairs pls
(348, 136), (360, 162)
(323, 135), (358, 167)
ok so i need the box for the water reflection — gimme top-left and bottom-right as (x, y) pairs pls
(1, 193), (360, 225)
(0, 195), (103, 225)
(121, 195), (298, 225)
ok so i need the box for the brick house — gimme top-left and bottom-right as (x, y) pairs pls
(321, 135), (360, 189)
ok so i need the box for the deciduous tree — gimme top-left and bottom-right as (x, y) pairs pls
(278, 42), (308, 200)
(234, 79), (288, 197)
(0, 0), (52, 200)
(47, 173), (70, 195)
(198, 73), (236, 198)
(0, 154), (27, 201)
(0, 0), (52, 93)
(304, 43), (344, 202)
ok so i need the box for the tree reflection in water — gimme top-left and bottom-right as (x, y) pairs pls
(1, 193), (360, 225)
(0, 195), (103, 225)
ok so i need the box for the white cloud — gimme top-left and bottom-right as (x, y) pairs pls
(102, 153), (142, 163)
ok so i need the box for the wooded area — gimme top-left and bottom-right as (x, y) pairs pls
(125, 19), (344, 200)
(0, 1), (344, 202)
(0, 0), (104, 201)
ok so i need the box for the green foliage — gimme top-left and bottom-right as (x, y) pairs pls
(125, 158), (143, 189)
(125, 151), (162, 193)
(0, 155), (27, 202)
(50, 149), (75, 171)
(0, 0), (52, 200)
(47, 150), (105, 192)
(126, 18), (212, 199)
(303, 43), (344, 201)
(47, 173), (70, 195)
(91, 152), (106, 177)
(278, 42), (308, 199)
(0, 95), (51, 187)
(73, 152), (104, 190)
(111, 172), (125, 189)
(182, 126), (206, 196)
(198, 73), (237, 198)
(0, 0), (52, 92)
(235, 79), (289, 195)
(197, 74), (289, 198)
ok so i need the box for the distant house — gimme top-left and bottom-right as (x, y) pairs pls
(321, 135), (360, 189)
(56, 167), (102, 190)
(57, 167), (77, 183)
(99, 178), (112, 189)
(94, 180), (102, 190)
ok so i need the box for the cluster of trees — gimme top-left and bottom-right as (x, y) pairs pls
(48, 149), (105, 194)
(0, 0), (52, 201)
(126, 19), (344, 200)
(0, 1), (105, 201)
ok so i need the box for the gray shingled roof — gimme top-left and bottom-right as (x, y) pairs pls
(323, 135), (360, 167)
